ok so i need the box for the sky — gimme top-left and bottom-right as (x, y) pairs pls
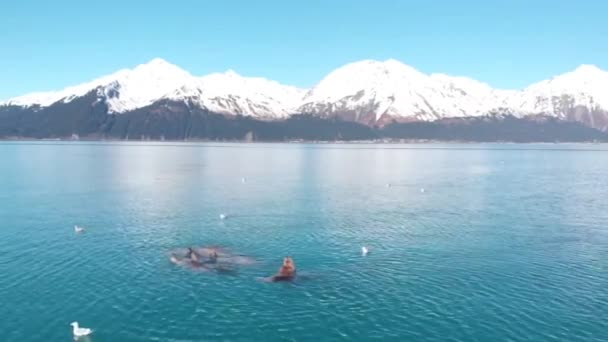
(1, 0), (607, 99)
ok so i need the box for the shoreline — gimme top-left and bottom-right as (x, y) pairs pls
(0, 138), (606, 146)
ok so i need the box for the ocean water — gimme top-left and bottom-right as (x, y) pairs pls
(1, 142), (607, 342)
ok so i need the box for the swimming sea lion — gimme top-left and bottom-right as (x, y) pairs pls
(268, 256), (296, 282)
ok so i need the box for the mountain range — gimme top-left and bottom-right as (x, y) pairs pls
(1, 58), (607, 141)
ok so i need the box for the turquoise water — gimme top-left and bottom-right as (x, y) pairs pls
(1, 142), (607, 341)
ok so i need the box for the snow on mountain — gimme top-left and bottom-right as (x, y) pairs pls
(298, 59), (514, 123)
(3, 58), (608, 129)
(507, 64), (608, 117)
(4, 58), (195, 113)
(3, 59), (305, 119)
(428, 73), (507, 117)
(163, 70), (305, 118)
(299, 59), (445, 123)
(299, 60), (608, 128)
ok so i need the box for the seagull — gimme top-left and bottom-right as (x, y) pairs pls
(420, 188), (425, 193)
(386, 183), (391, 188)
(219, 214), (227, 220)
(361, 246), (369, 256)
(74, 225), (85, 233)
(241, 177), (247, 183)
(70, 322), (93, 338)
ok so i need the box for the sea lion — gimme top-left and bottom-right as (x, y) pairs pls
(170, 252), (206, 269)
(185, 247), (202, 262)
(268, 256), (296, 282)
(193, 246), (256, 265)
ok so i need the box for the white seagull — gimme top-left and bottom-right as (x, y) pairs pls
(241, 177), (247, 183)
(361, 246), (369, 256)
(70, 322), (93, 338)
(74, 225), (85, 233)
(219, 213), (227, 220)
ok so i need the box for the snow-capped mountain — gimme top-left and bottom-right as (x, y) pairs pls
(503, 65), (608, 130)
(163, 70), (305, 119)
(2, 58), (608, 131)
(297, 59), (608, 130)
(299, 60), (437, 123)
(428, 73), (511, 116)
(3, 58), (304, 119)
(513, 64), (608, 114)
(5, 58), (194, 114)
(298, 59), (510, 124)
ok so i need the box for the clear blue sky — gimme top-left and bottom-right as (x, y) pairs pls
(2, 0), (607, 99)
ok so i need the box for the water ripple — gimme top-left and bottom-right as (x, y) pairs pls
(2, 143), (608, 341)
